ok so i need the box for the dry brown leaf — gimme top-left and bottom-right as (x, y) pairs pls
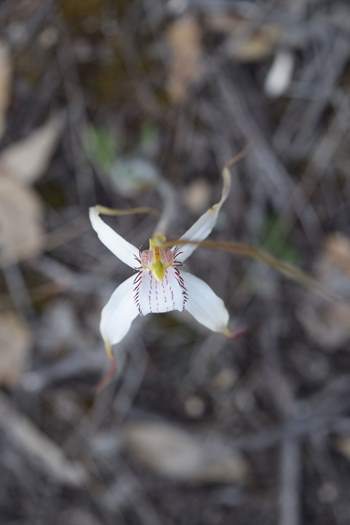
(0, 312), (31, 386)
(123, 421), (248, 484)
(0, 41), (11, 139)
(323, 235), (350, 277)
(0, 394), (87, 485)
(299, 234), (350, 349)
(0, 113), (64, 185)
(0, 113), (64, 263)
(0, 175), (44, 264)
(183, 179), (210, 213)
(230, 24), (281, 62)
(207, 15), (281, 62)
(166, 15), (202, 103)
(206, 13), (242, 33)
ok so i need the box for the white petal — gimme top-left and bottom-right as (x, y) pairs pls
(100, 274), (139, 346)
(136, 267), (187, 315)
(183, 272), (229, 333)
(176, 167), (231, 262)
(89, 206), (139, 268)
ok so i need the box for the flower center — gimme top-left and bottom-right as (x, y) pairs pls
(140, 235), (174, 282)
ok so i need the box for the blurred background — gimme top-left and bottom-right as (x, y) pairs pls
(0, 0), (350, 524)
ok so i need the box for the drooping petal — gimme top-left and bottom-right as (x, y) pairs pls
(136, 267), (187, 315)
(100, 274), (139, 346)
(182, 271), (229, 333)
(176, 167), (231, 262)
(89, 206), (139, 268)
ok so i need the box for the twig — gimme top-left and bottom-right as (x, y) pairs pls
(2, 263), (34, 319)
(162, 238), (338, 301)
(279, 438), (301, 525)
(216, 75), (321, 237)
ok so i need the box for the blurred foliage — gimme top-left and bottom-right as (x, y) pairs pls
(139, 122), (159, 156)
(84, 122), (160, 195)
(260, 215), (300, 264)
(84, 125), (117, 171)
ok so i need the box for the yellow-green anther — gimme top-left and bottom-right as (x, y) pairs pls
(151, 260), (166, 281)
(149, 235), (167, 281)
(149, 234), (166, 249)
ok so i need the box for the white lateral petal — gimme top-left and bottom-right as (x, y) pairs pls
(176, 167), (231, 262)
(136, 267), (187, 315)
(89, 207), (139, 268)
(183, 271), (229, 333)
(100, 274), (139, 346)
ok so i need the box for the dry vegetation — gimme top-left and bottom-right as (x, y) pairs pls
(0, 1), (350, 524)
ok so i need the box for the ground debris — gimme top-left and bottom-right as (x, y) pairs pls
(122, 420), (248, 484)
(0, 1), (349, 523)
(0, 176), (44, 264)
(0, 312), (31, 386)
(0, 394), (87, 486)
(0, 113), (64, 185)
(166, 15), (202, 103)
(299, 234), (350, 349)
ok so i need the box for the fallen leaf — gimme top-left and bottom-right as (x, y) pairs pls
(0, 175), (44, 264)
(299, 234), (350, 349)
(166, 15), (202, 102)
(183, 179), (210, 213)
(0, 41), (11, 139)
(0, 394), (87, 485)
(230, 24), (281, 62)
(0, 312), (31, 386)
(0, 113), (64, 185)
(323, 235), (350, 278)
(206, 13), (242, 33)
(123, 420), (248, 484)
(207, 15), (281, 62)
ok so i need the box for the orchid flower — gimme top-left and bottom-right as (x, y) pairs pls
(89, 168), (232, 357)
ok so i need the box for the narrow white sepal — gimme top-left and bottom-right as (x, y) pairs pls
(89, 206), (139, 268)
(100, 275), (139, 346)
(182, 271), (229, 333)
(176, 167), (231, 262)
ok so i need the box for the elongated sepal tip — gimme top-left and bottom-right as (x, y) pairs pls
(223, 326), (247, 340)
(104, 338), (113, 359)
(95, 353), (117, 393)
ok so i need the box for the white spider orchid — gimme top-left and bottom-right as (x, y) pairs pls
(89, 168), (232, 357)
